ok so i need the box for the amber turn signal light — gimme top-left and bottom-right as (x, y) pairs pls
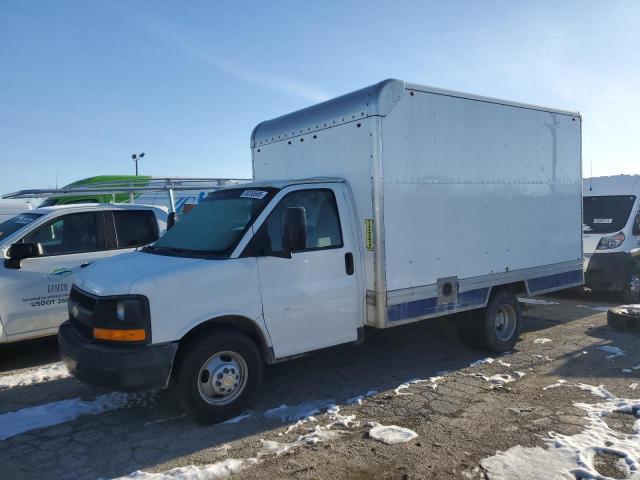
(93, 328), (146, 342)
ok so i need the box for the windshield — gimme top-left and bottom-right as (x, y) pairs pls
(148, 187), (277, 258)
(0, 213), (43, 241)
(583, 195), (636, 234)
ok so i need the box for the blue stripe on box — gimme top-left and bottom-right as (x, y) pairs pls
(526, 269), (582, 294)
(387, 287), (489, 323)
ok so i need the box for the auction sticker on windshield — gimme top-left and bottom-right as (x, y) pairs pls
(593, 218), (613, 224)
(240, 190), (268, 199)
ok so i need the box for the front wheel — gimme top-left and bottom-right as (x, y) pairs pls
(172, 330), (263, 424)
(620, 267), (640, 303)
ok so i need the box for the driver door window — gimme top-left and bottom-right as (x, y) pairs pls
(22, 212), (99, 256)
(254, 189), (343, 255)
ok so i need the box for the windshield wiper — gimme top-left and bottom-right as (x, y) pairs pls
(142, 245), (191, 257)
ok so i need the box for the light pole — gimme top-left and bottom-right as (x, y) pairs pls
(131, 152), (145, 176)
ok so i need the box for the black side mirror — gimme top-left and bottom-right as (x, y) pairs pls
(5, 243), (43, 269)
(282, 207), (307, 254)
(633, 215), (640, 236)
(167, 212), (178, 230)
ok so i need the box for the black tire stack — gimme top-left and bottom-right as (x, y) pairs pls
(607, 305), (640, 332)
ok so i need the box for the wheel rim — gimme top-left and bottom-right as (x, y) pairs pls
(629, 274), (640, 298)
(197, 351), (248, 406)
(494, 304), (517, 342)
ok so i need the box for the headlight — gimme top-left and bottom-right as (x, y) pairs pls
(92, 296), (150, 343)
(596, 232), (625, 250)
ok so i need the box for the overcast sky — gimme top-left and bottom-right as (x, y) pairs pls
(1, 0), (639, 194)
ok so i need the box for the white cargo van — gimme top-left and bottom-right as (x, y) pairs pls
(583, 175), (640, 302)
(60, 79), (583, 423)
(0, 204), (167, 343)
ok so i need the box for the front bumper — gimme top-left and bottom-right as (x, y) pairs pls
(584, 252), (635, 292)
(58, 321), (178, 392)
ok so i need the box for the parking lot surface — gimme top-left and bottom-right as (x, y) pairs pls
(1, 291), (638, 480)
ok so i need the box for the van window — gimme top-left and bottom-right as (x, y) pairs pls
(22, 212), (98, 256)
(583, 196), (636, 234)
(0, 213), (43, 240)
(256, 189), (343, 254)
(113, 210), (157, 248)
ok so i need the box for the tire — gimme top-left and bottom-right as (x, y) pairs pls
(620, 267), (640, 304)
(483, 290), (522, 353)
(607, 305), (640, 331)
(172, 330), (263, 424)
(456, 311), (488, 350)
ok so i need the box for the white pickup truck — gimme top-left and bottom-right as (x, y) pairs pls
(60, 79), (583, 423)
(0, 204), (167, 343)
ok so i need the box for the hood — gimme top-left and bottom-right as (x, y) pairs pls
(75, 251), (203, 296)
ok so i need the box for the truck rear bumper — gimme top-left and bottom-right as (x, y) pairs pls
(584, 252), (634, 292)
(58, 321), (178, 392)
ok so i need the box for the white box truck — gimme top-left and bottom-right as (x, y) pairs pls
(60, 79), (583, 423)
(583, 175), (640, 302)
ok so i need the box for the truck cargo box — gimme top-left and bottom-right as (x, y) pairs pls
(252, 79), (583, 328)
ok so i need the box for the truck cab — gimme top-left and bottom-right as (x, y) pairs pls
(0, 203), (167, 343)
(583, 175), (640, 302)
(59, 181), (363, 423)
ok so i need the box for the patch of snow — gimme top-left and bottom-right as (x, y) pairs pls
(533, 338), (552, 344)
(394, 376), (443, 396)
(469, 373), (520, 387)
(518, 298), (558, 305)
(368, 423), (418, 445)
(514, 371), (526, 378)
(498, 359), (512, 368)
(481, 383), (640, 480)
(263, 399), (334, 422)
(346, 390), (377, 405)
(469, 357), (494, 367)
(222, 412), (252, 424)
(542, 379), (567, 391)
(630, 384), (638, 391)
(116, 458), (259, 479)
(0, 392), (129, 441)
(0, 362), (70, 390)
(597, 345), (625, 360)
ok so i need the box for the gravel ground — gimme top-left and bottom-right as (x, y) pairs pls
(0, 290), (638, 480)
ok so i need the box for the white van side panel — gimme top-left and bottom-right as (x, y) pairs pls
(253, 117), (376, 291)
(381, 90), (583, 318)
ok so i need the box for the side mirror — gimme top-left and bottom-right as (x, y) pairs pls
(633, 215), (640, 236)
(167, 212), (178, 230)
(5, 243), (43, 269)
(282, 207), (307, 254)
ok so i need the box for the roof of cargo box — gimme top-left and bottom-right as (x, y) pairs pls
(251, 79), (580, 148)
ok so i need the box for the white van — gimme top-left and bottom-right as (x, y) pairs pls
(583, 175), (640, 302)
(60, 79), (583, 423)
(0, 199), (32, 222)
(0, 204), (167, 343)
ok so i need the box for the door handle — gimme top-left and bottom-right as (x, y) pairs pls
(80, 262), (91, 269)
(344, 252), (354, 276)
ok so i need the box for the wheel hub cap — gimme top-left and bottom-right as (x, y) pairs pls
(197, 351), (247, 406)
(494, 305), (516, 342)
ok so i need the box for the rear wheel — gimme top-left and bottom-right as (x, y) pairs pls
(172, 330), (263, 424)
(457, 290), (522, 353)
(620, 267), (640, 303)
